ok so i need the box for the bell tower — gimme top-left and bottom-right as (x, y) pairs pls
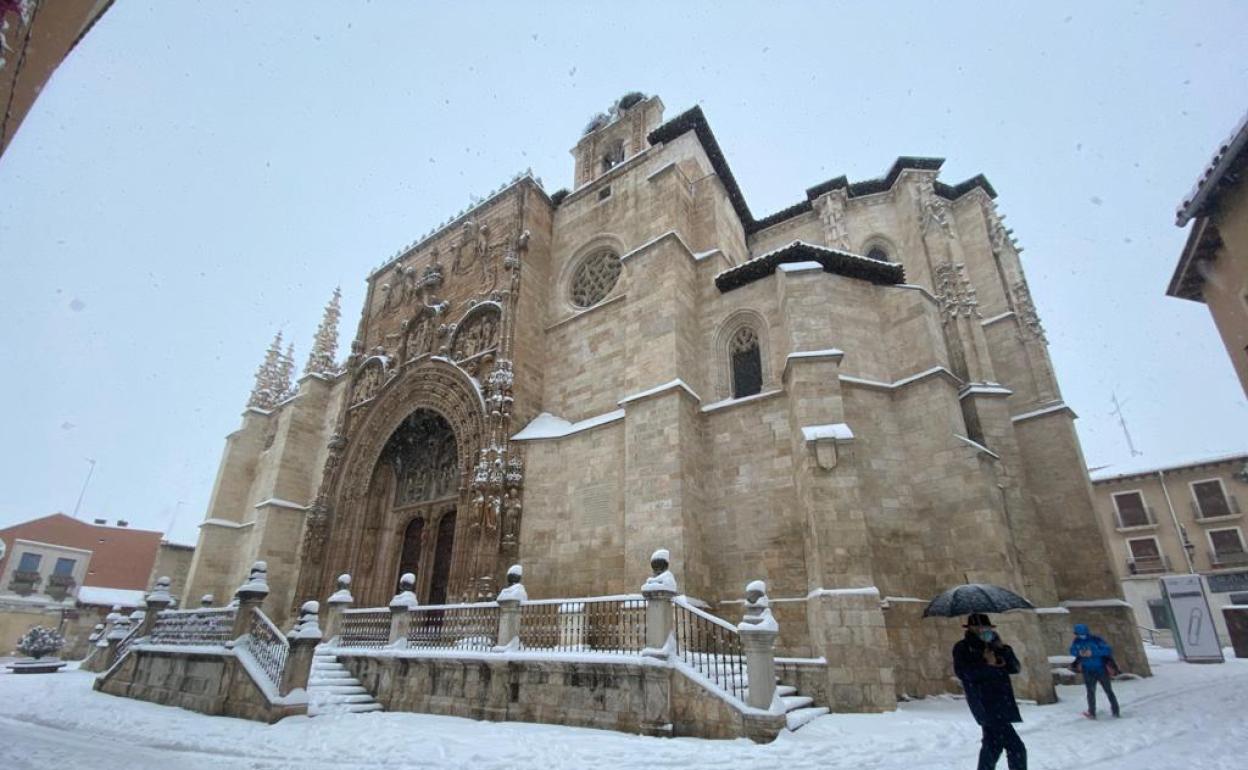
(571, 92), (664, 189)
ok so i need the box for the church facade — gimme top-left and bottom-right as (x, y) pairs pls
(183, 94), (1146, 711)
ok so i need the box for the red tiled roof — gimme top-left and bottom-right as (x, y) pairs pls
(0, 513), (163, 590)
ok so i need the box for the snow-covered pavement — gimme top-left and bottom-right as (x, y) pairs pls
(1, 647), (1244, 769)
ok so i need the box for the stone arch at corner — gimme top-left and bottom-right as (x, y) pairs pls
(317, 357), (487, 606)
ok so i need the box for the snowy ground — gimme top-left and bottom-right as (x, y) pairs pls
(1, 647), (1244, 769)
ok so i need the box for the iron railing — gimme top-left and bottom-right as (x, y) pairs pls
(114, 621), (144, 662)
(518, 595), (646, 653)
(150, 607), (237, 646)
(673, 596), (747, 703)
(1114, 505), (1156, 529)
(242, 608), (289, 690)
(1193, 494), (1241, 520)
(1211, 550), (1248, 568)
(1126, 555), (1169, 575)
(408, 602), (499, 651)
(339, 608), (390, 648)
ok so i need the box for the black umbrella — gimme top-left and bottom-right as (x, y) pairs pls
(922, 583), (1035, 619)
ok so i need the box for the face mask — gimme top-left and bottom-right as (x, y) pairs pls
(979, 629), (995, 643)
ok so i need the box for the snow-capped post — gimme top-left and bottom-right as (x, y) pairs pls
(737, 580), (780, 710)
(231, 562), (270, 640)
(323, 573), (353, 643)
(200, 594), (215, 608)
(642, 548), (678, 659)
(282, 600), (322, 696)
(388, 573), (418, 647)
(140, 576), (174, 638)
(103, 611), (133, 668)
(494, 564), (526, 651)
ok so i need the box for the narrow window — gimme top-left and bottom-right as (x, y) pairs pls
(53, 558), (76, 576)
(730, 326), (763, 399)
(1112, 491), (1151, 527)
(17, 552), (41, 573)
(1192, 479), (1232, 518)
(1126, 538), (1165, 574)
(1209, 529), (1246, 566)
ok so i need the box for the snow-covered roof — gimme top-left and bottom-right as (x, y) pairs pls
(1176, 109), (1248, 226)
(1088, 450), (1248, 483)
(715, 240), (904, 293)
(76, 586), (145, 608)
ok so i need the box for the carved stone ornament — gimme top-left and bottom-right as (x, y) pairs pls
(917, 177), (953, 238)
(1011, 279), (1047, 342)
(349, 359), (387, 408)
(815, 192), (850, 250)
(387, 410), (459, 507)
(449, 304), (501, 362)
(933, 262), (982, 321)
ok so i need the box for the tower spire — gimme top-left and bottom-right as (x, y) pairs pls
(305, 286), (343, 377)
(278, 341), (296, 399)
(247, 331), (285, 410)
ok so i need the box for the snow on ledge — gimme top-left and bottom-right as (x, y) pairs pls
(1033, 607), (1072, 615)
(512, 410), (625, 441)
(788, 348), (845, 361)
(809, 586), (880, 599)
(1011, 401), (1074, 423)
(801, 423), (854, 443)
(617, 379), (702, 407)
(253, 498), (310, 511)
(700, 388), (783, 414)
(1059, 599), (1132, 609)
(200, 518), (253, 530)
(777, 260), (824, 273)
(981, 310), (1016, 326)
(76, 586), (145, 607)
(954, 434), (1000, 460)
(839, 365), (961, 392)
(959, 383), (1013, 400)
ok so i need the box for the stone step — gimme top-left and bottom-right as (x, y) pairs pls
(775, 685), (797, 698)
(314, 693), (375, 705)
(781, 695), (814, 712)
(345, 702), (383, 713)
(310, 683), (367, 695)
(786, 706), (829, 731)
(311, 669), (352, 679)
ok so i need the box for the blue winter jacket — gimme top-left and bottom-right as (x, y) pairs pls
(1070, 633), (1114, 674)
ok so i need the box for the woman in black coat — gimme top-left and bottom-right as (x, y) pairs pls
(953, 613), (1027, 770)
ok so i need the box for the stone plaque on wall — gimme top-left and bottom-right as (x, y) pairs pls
(578, 482), (615, 529)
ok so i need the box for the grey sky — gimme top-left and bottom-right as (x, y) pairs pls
(2, 1), (1246, 546)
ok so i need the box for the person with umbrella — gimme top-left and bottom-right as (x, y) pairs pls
(954, 613), (1027, 770)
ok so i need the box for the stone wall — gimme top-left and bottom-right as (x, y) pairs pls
(95, 646), (303, 723)
(339, 650), (784, 742)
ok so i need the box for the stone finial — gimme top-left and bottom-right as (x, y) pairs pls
(290, 600), (323, 640)
(248, 331), (288, 410)
(200, 594), (215, 607)
(390, 572), (419, 609)
(236, 561), (270, 598)
(147, 576), (173, 604)
(105, 605), (123, 624)
(328, 573), (354, 604)
(305, 287), (343, 376)
(739, 579), (778, 632)
(497, 563), (527, 603)
(642, 548), (678, 594)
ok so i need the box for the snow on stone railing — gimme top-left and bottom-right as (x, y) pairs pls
(518, 595), (646, 653)
(407, 601), (499, 651)
(338, 608), (390, 648)
(149, 607), (238, 646)
(239, 607), (289, 692)
(672, 595), (748, 705)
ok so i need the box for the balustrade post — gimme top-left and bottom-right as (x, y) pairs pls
(282, 601), (322, 696)
(494, 564), (525, 651)
(323, 573), (353, 643)
(140, 576), (174, 639)
(388, 572), (418, 647)
(231, 562), (271, 641)
(103, 612), (133, 668)
(642, 548), (678, 659)
(737, 580), (780, 710)
(200, 594), (215, 608)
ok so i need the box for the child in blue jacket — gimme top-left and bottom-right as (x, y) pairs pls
(1070, 623), (1120, 719)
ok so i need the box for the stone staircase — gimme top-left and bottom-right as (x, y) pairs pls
(307, 649), (382, 716)
(775, 682), (829, 731)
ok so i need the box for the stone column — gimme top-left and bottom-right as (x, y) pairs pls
(139, 576), (174, 639)
(737, 580), (780, 710)
(494, 564), (525, 651)
(103, 613), (133, 668)
(323, 573), (353, 643)
(281, 601), (323, 696)
(231, 562), (271, 640)
(642, 548), (677, 659)
(388, 572), (418, 647)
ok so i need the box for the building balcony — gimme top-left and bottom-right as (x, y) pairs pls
(1193, 495), (1241, 523)
(1115, 506), (1158, 531)
(1210, 550), (1248, 569)
(7, 570), (42, 596)
(45, 574), (76, 601)
(1127, 555), (1170, 575)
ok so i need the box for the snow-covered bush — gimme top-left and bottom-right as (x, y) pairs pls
(17, 626), (65, 660)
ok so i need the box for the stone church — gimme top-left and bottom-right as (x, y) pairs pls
(183, 93), (1146, 711)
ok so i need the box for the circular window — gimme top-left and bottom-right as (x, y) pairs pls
(570, 249), (622, 308)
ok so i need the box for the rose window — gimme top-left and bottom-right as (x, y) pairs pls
(570, 250), (622, 308)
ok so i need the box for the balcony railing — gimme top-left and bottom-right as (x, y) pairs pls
(1127, 555), (1170, 575)
(1210, 550), (1248, 569)
(1114, 505), (1157, 530)
(1193, 495), (1241, 521)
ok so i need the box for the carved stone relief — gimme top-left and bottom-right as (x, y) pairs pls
(815, 192), (851, 250)
(1012, 280), (1047, 342)
(387, 410), (459, 507)
(349, 359), (387, 407)
(449, 304), (501, 362)
(933, 262), (982, 321)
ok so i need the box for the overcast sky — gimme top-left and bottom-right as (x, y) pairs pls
(2, 1), (1246, 546)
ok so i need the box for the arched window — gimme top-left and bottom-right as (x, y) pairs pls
(866, 245), (889, 262)
(730, 326), (763, 399)
(570, 249), (622, 308)
(601, 139), (625, 172)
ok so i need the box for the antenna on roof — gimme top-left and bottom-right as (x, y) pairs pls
(72, 458), (97, 520)
(1110, 392), (1143, 458)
